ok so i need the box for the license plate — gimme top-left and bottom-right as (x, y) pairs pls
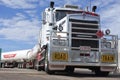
(52, 52), (68, 61)
(101, 54), (114, 63)
(80, 46), (91, 51)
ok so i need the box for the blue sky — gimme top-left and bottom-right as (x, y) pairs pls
(0, 0), (120, 52)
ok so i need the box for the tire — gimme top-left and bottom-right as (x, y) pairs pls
(18, 63), (21, 68)
(45, 61), (54, 74)
(2, 63), (5, 68)
(95, 70), (109, 77)
(36, 66), (41, 71)
(20, 63), (22, 68)
(17, 64), (20, 68)
(65, 66), (74, 74)
(26, 63), (30, 69)
(0, 63), (2, 68)
(44, 49), (54, 74)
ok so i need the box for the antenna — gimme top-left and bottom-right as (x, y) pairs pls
(90, 0), (91, 11)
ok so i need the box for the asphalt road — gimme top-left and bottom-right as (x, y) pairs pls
(0, 68), (120, 80)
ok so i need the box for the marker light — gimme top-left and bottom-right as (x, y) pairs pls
(96, 30), (104, 38)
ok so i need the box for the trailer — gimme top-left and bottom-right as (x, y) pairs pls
(0, 44), (40, 68)
(0, 49), (29, 68)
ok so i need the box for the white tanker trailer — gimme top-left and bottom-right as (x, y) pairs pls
(0, 44), (40, 68)
(1, 49), (30, 62)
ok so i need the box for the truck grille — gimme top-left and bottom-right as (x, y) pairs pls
(70, 19), (99, 51)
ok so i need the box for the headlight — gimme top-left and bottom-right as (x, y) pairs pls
(105, 42), (111, 48)
(52, 39), (67, 46)
(101, 42), (111, 48)
(90, 52), (99, 62)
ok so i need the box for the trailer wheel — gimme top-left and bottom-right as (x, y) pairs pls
(26, 63), (30, 69)
(0, 63), (2, 68)
(2, 63), (5, 68)
(17, 63), (20, 68)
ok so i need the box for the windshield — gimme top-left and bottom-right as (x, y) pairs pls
(55, 10), (82, 21)
(56, 11), (66, 21)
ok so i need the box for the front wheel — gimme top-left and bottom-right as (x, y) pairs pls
(44, 48), (54, 74)
(45, 60), (54, 74)
(95, 70), (109, 76)
(65, 66), (74, 73)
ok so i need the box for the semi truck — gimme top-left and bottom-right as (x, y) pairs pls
(35, 2), (118, 76)
(0, 2), (118, 76)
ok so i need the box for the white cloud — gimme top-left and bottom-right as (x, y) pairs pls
(25, 10), (37, 18)
(39, 0), (47, 7)
(0, 0), (85, 9)
(0, 13), (40, 42)
(92, 0), (114, 8)
(0, 0), (37, 9)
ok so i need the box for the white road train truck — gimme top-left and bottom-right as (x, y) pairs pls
(0, 2), (118, 76)
(35, 2), (118, 76)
